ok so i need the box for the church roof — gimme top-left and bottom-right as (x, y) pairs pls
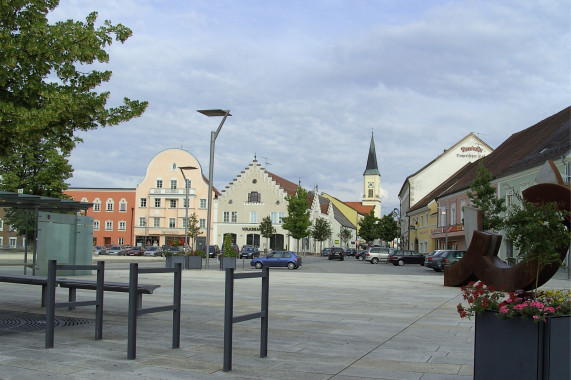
(363, 133), (380, 176)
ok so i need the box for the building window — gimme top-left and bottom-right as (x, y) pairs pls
(154, 198), (161, 208)
(420, 215), (424, 227)
(231, 212), (237, 223)
(153, 218), (160, 228)
(169, 199), (177, 208)
(140, 198), (147, 208)
(223, 211), (230, 223)
(170, 179), (177, 189)
(106, 199), (114, 212)
(93, 220), (100, 230)
(199, 199), (207, 209)
(185, 178), (191, 188)
(0, 237), (3, 248)
(271, 212), (278, 224)
(249, 211), (257, 223)
(199, 219), (206, 229)
(9, 237), (17, 248)
(248, 191), (260, 203)
(139, 217), (146, 227)
(118, 221), (126, 231)
(105, 221), (113, 231)
(450, 202), (457, 225)
(368, 189), (373, 198)
(169, 218), (176, 228)
(93, 198), (101, 212)
(0, 219), (3, 231)
(460, 199), (466, 223)
(156, 179), (163, 188)
(118, 237), (124, 245)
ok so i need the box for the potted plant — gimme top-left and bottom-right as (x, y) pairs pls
(185, 249), (203, 269)
(458, 282), (570, 379)
(219, 235), (238, 270)
(456, 195), (570, 379)
(165, 242), (188, 268)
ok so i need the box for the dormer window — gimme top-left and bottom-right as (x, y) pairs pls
(248, 191), (261, 203)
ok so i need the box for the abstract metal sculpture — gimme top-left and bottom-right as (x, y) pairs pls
(444, 162), (570, 291)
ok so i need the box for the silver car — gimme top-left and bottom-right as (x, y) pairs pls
(106, 245), (124, 256)
(365, 247), (395, 264)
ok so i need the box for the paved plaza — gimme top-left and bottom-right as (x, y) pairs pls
(0, 256), (569, 379)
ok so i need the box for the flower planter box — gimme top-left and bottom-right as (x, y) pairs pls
(165, 255), (187, 269)
(474, 311), (570, 380)
(219, 256), (236, 270)
(186, 255), (202, 269)
(166, 255), (202, 269)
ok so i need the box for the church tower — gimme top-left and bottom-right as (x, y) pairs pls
(362, 132), (382, 217)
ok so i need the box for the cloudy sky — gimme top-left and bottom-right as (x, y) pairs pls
(50, 0), (570, 214)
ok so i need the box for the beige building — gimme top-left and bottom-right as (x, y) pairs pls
(133, 149), (217, 249)
(216, 160), (297, 251)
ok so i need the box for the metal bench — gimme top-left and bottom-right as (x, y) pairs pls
(0, 274), (49, 306)
(57, 279), (161, 309)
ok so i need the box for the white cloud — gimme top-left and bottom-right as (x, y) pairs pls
(48, 0), (570, 215)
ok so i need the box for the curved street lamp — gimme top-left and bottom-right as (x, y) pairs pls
(197, 109), (231, 269)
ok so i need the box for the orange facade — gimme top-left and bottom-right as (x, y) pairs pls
(65, 188), (136, 246)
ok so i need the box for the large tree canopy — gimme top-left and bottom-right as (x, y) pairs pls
(0, 0), (148, 157)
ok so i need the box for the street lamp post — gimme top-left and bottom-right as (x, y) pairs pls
(179, 166), (197, 251)
(198, 109), (231, 269)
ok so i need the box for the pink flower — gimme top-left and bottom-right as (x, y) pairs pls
(533, 315), (539, 320)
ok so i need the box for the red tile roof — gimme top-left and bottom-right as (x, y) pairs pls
(344, 202), (375, 215)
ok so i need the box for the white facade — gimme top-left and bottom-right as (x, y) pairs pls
(216, 160), (297, 252)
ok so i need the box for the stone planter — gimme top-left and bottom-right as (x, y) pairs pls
(474, 311), (570, 379)
(219, 256), (236, 270)
(165, 255), (187, 269)
(186, 255), (202, 269)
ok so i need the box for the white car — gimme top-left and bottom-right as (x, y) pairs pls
(365, 247), (396, 264)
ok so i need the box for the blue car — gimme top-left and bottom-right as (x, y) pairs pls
(251, 251), (302, 270)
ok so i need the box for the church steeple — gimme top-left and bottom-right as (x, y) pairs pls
(363, 132), (380, 176)
(362, 132), (381, 218)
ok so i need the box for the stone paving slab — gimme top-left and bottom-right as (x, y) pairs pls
(0, 266), (568, 379)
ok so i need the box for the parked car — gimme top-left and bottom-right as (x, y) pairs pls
(355, 250), (367, 260)
(126, 246), (145, 256)
(425, 250), (465, 272)
(208, 245), (221, 258)
(93, 245), (107, 255)
(166, 246), (184, 255)
(328, 247), (345, 261)
(321, 248), (331, 257)
(239, 247), (260, 259)
(365, 247), (395, 264)
(388, 250), (425, 266)
(143, 246), (164, 257)
(106, 245), (124, 256)
(344, 248), (357, 256)
(251, 251), (302, 270)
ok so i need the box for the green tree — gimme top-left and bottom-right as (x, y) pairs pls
(338, 227), (353, 249)
(311, 218), (332, 252)
(0, 1), (148, 158)
(504, 197), (570, 290)
(378, 214), (399, 244)
(223, 234), (237, 257)
(259, 216), (275, 251)
(358, 211), (379, 245)
(468, 160), (506, 231)
(282, 187), (312, 253)
(186, 213), (202, 250)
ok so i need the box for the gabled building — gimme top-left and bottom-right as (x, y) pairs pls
(398, 133), (493, 250)
(216, 160), (297, 252)
(362, 133), (382, 218)
(436, 106), (570, 259)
